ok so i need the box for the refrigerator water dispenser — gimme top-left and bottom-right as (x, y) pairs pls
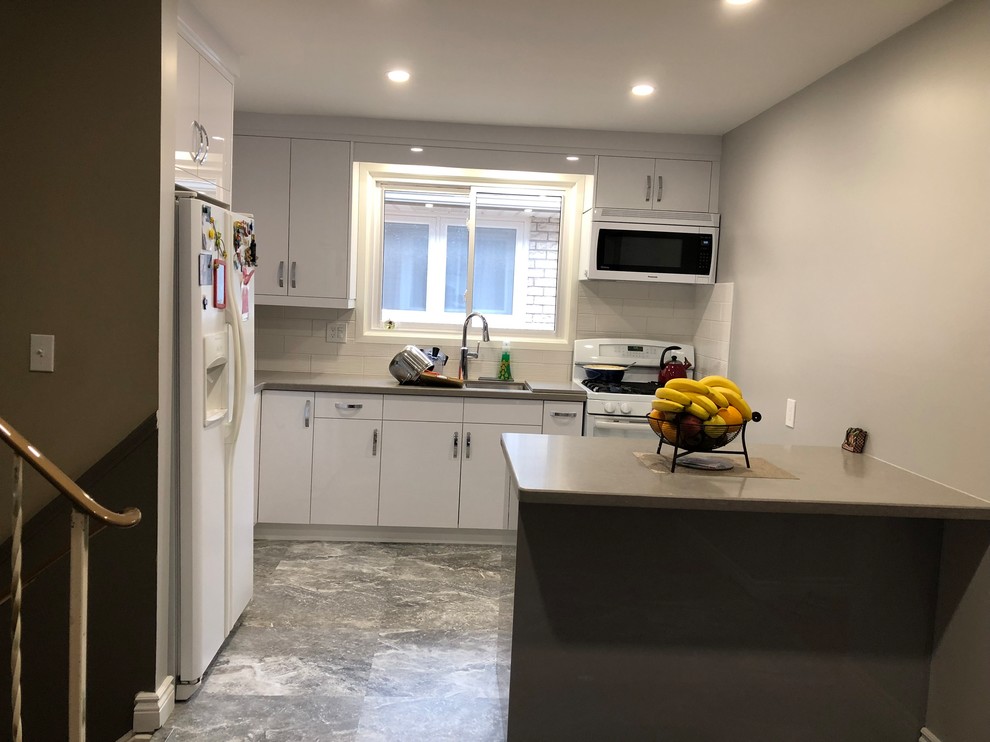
(203, 329), (229, 427)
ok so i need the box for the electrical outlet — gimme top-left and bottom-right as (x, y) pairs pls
(326, 322), (347, 343)
(785, 398), (797, 428)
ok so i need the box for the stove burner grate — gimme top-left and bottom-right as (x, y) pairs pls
(581, 379), (661, 396)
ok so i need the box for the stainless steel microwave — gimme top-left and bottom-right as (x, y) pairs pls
(581, 208), (720, 284)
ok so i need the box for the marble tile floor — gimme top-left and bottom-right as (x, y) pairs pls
(152, 540), (515, 742)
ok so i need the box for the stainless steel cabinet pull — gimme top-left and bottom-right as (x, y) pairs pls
(372, 428), (378, 456)
(453, 432), (459, 459)
(335, 403), (363, 410)
(550, 411), (578, 418)
(199, 123), (210, 163)
(465, 431), (472, 459)
(303, 399), (311, 428)
(655, 175), (663, 203)
(188, 120), (201, 163)
(277, 261), (285, 288)
(645, 174), (652, 202)
(290, 261), (297, 289)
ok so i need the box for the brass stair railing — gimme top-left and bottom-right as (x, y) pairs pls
(0, 414), (141, 742)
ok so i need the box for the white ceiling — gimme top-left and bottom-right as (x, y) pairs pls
(188, 0), (952, 136)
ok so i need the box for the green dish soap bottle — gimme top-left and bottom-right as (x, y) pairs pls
(498, 341), (513, 381)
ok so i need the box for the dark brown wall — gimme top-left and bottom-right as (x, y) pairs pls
(0, 0), (163, 535)
(0, 2), (165, 739)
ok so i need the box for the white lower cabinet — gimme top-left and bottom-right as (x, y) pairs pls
(257, 390), (586, 532)
(378, 420), (463, 528)
(311, 418), (381, 525)
(257, 391), (314, 524)
(459, 423), (539, 529)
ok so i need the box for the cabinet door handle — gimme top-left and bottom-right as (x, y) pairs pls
(303, 399), (311, 428)
(453, 431), (459, 459)
(335, 403), (364, 410)
(465, 431), (471, 459)
(372, 428), (379, 456)
(550, 411), (578, 418)
(188, 120), (201, 163)
(655, 175), (663, 203)
(199, 123), (210, 163)
(645, 174), (652, 202)
(277, 261), (285, 288)
(290, 261), (297, 289)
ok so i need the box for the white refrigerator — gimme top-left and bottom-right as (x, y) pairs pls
(174, 193), (256, 700)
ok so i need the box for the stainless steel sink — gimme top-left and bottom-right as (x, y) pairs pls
(462, 379), (530, 391)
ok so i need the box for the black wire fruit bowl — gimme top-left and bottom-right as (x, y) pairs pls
(647, 410), (762, 470)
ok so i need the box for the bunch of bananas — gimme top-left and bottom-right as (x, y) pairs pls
(648, 375), (754, 448)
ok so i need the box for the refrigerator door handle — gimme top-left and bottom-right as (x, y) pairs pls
(372, 428), (378, 456)
(277, 261), (285, 288)
(303, 399), (311, 428)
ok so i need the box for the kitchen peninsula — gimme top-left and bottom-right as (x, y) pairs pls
(499, 435), (990, 741)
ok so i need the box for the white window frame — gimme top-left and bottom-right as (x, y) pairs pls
(354, 162), (588, 348)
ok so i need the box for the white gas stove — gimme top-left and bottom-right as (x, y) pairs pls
(574, 338), (695, 438)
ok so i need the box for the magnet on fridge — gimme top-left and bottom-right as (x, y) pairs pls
(198, 254), (213, 286)
(214, 261), (226, 308)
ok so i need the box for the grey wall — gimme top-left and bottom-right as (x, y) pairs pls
(0, 4), (163, 531)
(718, 0), (989, 500)
(718, 3), (990, 737)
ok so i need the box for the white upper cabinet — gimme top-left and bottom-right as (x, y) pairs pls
(174, 36), (234, 203)
(232, 136), (355, 308)
(231, 136), (291, 297)
(595, 156), (713, 213)
(288, 139), (352, 304)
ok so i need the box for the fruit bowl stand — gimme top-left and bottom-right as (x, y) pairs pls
(648, 410), (763, 472)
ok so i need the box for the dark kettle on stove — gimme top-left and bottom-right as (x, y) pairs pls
(659, 346), (692, 384)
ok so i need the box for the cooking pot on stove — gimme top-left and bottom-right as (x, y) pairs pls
(659, 347), (692, 384)
(580, 362), (637, 383)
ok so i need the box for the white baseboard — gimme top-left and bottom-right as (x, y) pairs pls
(133, 675), (175, 733)
(920, 727), (944, 742)
(255, 522), (516, 545)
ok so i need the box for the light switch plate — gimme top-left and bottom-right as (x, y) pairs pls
(785, 398), (796, 428)
(30, 334), (55, 372)
(326, 322), (347, 343)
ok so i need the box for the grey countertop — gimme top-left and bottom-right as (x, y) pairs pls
(255, 371), (588, 402)
(501, 434), (990, 520)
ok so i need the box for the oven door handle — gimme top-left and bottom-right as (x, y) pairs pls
(592, 419), (651, 430)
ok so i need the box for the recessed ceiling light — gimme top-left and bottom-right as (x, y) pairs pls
(410, 147), (424, 152)
(725, 0), (753, 4)
(631, 84), (655, 97)
(387, 69), (411, 83)
(566, 156), (580, 161)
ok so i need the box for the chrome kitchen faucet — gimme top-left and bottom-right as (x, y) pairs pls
(459, 312), (490, 380)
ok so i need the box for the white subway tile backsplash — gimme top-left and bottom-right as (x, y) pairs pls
(577, 314), (597, 331)
(256, 353), (311, 373)
(621, 299), (675, 318)
(284, 334), (342, 355)
(255, 333), (285, 355)
(311, 355), (365, 375)
(283, 306), (341, 320)
(255, 315), (314, 336)
(592, 282), (652, 300)
(596, 314), (649, 334)
(252, 281), (735, 382)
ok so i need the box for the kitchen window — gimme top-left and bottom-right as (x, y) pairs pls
(355, 163), (585, 343)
